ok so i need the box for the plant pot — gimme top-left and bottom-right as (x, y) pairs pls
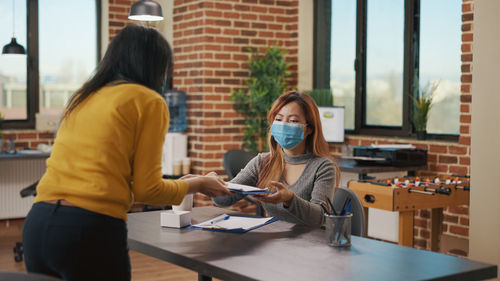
(416, 130), (427, 140)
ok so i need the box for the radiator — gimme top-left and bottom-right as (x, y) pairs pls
(0, 158), (47, 219)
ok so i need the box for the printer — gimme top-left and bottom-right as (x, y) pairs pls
(352, 145), (427, 167)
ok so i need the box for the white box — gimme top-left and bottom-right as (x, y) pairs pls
(318, 106), (344, 143)
(160, 210), (191, 228)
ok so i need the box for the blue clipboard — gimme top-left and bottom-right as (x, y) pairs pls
(187, 215), (278, 233)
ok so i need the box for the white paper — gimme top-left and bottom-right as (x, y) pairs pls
(227, 183), (265, 193)
(193, 214), (274, 230)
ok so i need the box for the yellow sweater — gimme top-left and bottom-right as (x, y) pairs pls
(34, 83), (188, 221)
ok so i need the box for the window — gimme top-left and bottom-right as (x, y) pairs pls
(316, 0), (461, 139)
(0, 0), (100, 129)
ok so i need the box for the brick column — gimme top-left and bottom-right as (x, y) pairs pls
(172, 0), (299, 177)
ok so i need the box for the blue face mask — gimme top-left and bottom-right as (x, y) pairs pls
(271, 121), (305, 150)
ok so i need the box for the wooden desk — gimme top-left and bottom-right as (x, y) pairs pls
(127, 206), (496, 281)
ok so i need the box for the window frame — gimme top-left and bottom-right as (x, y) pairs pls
(315, 0), (459, 141)
(2, 0), (101, 130)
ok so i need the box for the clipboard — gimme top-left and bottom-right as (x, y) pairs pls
(188, 214), (278, 233)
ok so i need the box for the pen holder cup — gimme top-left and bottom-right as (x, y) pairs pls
(324, 213), (352, 247)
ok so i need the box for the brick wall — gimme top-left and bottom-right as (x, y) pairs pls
(108, 0), (134, 41)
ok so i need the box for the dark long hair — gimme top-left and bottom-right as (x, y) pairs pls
(63, 24), (173, 119)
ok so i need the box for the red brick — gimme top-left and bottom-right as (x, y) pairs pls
(443, 214), (459, 223)
(461, 64), (471, 73)
(461, 84), (471, 93)
(460, 94), (472, 103)
(429, 164), (448, 173)
(414, 218), (427, 228)
(449, 225), (468, 236)
(449, 166), (468, 175)
(461, 43), (472, 53)
(460, 114), (471, 124)
(459, 157), (470, 165)
(18, 133), (37, 139)
(458, 136), (470, 145)
(429, 145), (447, 153)
(419, 209), (430, 219)
(462, 3), (472, 12)
(461, 23), (472, 32)
(449, 146), (467, 155)
(461, 54), (473, 62)
(460, 74), (472, 83)
(460, 104), (470, 113)
(460, 125), (469, 134)
(448, 206), (469, 215)
(420, 229), (430, 239)
(460, 217), (469, 226)
(414, 238), (427, 249)
(439, 155), (457, 164)
(462, 13), (473, 22)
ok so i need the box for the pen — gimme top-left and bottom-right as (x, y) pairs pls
(211, 215), (230, 224)
(325, 196), (338, 216)
(319, 201), (330, 215)
(340, 199), (351, 216)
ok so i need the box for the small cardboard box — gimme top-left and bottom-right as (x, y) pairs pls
(160, 210), (191, 228)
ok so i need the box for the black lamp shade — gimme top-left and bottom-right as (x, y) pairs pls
(2, 37), (26, 55)
(129, 0), (164, 21)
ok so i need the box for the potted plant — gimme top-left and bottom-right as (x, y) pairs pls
(306, 89), (333, 107)
(411, 80), (439, 140)
(231, 46), (289, 154)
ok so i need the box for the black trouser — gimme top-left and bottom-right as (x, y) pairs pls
(22, 201), (130, 281)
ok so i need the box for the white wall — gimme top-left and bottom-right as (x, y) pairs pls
(469, 1), (500, 279)
(297, 0), (314, 91)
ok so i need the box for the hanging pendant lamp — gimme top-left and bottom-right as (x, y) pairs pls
(2, 0), (26, 55)
(128, 0), (164, 21)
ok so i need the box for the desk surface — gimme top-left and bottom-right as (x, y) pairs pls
(127, 207), (497, 281)
(337, 158), (426, 175)
(0, 152), (50, 161)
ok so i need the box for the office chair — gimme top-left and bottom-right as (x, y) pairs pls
(331, 187), (366, 237)
(222, 150), (265, 216)
(223, 149), (256, 180)
(13, 181), (38, 262)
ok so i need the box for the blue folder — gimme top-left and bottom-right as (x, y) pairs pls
(187, 215), (278, 233)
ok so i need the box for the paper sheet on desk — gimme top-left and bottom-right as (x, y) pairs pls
(190, 214), (277, 233)
(227, 183), (273, 194)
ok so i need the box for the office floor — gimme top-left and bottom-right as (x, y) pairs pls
(0, 222), (219, 281)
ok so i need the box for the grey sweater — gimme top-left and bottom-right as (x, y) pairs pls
(213, 152), (336, 227)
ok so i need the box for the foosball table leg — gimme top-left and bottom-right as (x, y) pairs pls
(399, 211), (414, 247)
(431, 208), (443, 252)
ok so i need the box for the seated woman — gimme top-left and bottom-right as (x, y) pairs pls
(214, 91), (339, 227)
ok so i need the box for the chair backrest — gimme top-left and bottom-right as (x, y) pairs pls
(223, 150), (255, 180)
(332, 187), (366, 237)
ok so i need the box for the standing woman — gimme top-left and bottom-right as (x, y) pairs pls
(214, 91), (339, 227)
(22, 25), (230, 281)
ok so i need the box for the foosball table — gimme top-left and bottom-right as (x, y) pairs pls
(348, 175), (470, 249)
